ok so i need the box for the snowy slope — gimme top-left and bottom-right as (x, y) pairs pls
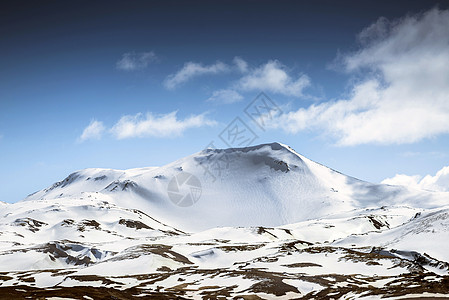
(0, 199), (449, 298)
(24, 142), (448, 232)
(335, 206), (449, 263)
(1, 142), (449, 298)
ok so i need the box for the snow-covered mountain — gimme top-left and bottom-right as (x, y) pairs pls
(25, 142), (448, 232)
(1, 142), (449, 299)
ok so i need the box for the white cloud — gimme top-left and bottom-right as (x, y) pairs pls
(165, 57), (311, 100)
(381, 174), (422, 190)
(268, 8), (449, 146)
(233, 57), (248, 73)
(110, 111), (216, 139)
(116, 52), (156, 71)
(79, 120), (105, 142)
(164, 61), (229, 89)
(382, 166), (449, 192)
(206, 89), (244, 104)
(237, 60), (310, 97)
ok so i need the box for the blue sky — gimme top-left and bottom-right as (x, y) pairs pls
(2, 0), (449, 202)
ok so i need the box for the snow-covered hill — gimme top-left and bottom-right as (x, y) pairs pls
(1, 142), (449, 299)
(24, 142), (448, 232)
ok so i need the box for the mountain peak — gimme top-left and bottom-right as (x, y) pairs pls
(203, 142), (294, 154)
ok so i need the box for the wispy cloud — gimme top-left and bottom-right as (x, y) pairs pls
(79, 120), (105, 142)
(400, 151), (447, 158)
(164, 61), (229, 89)
(110, 111), (216, 139)
(265, 8), (449, 146)
(233, 56), (248, 73)
(206, 89), (244, 104)
(382, 165), (449, 192)
(164, 57), (312, 102)
(116, 51), (156, 71)
(236, 60), (310, 97)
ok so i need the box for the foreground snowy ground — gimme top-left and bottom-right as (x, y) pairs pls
(1, 143), (449, 299)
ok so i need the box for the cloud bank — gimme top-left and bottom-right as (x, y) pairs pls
(382, 166), (449, 192)
(267, 8), (449, 146)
